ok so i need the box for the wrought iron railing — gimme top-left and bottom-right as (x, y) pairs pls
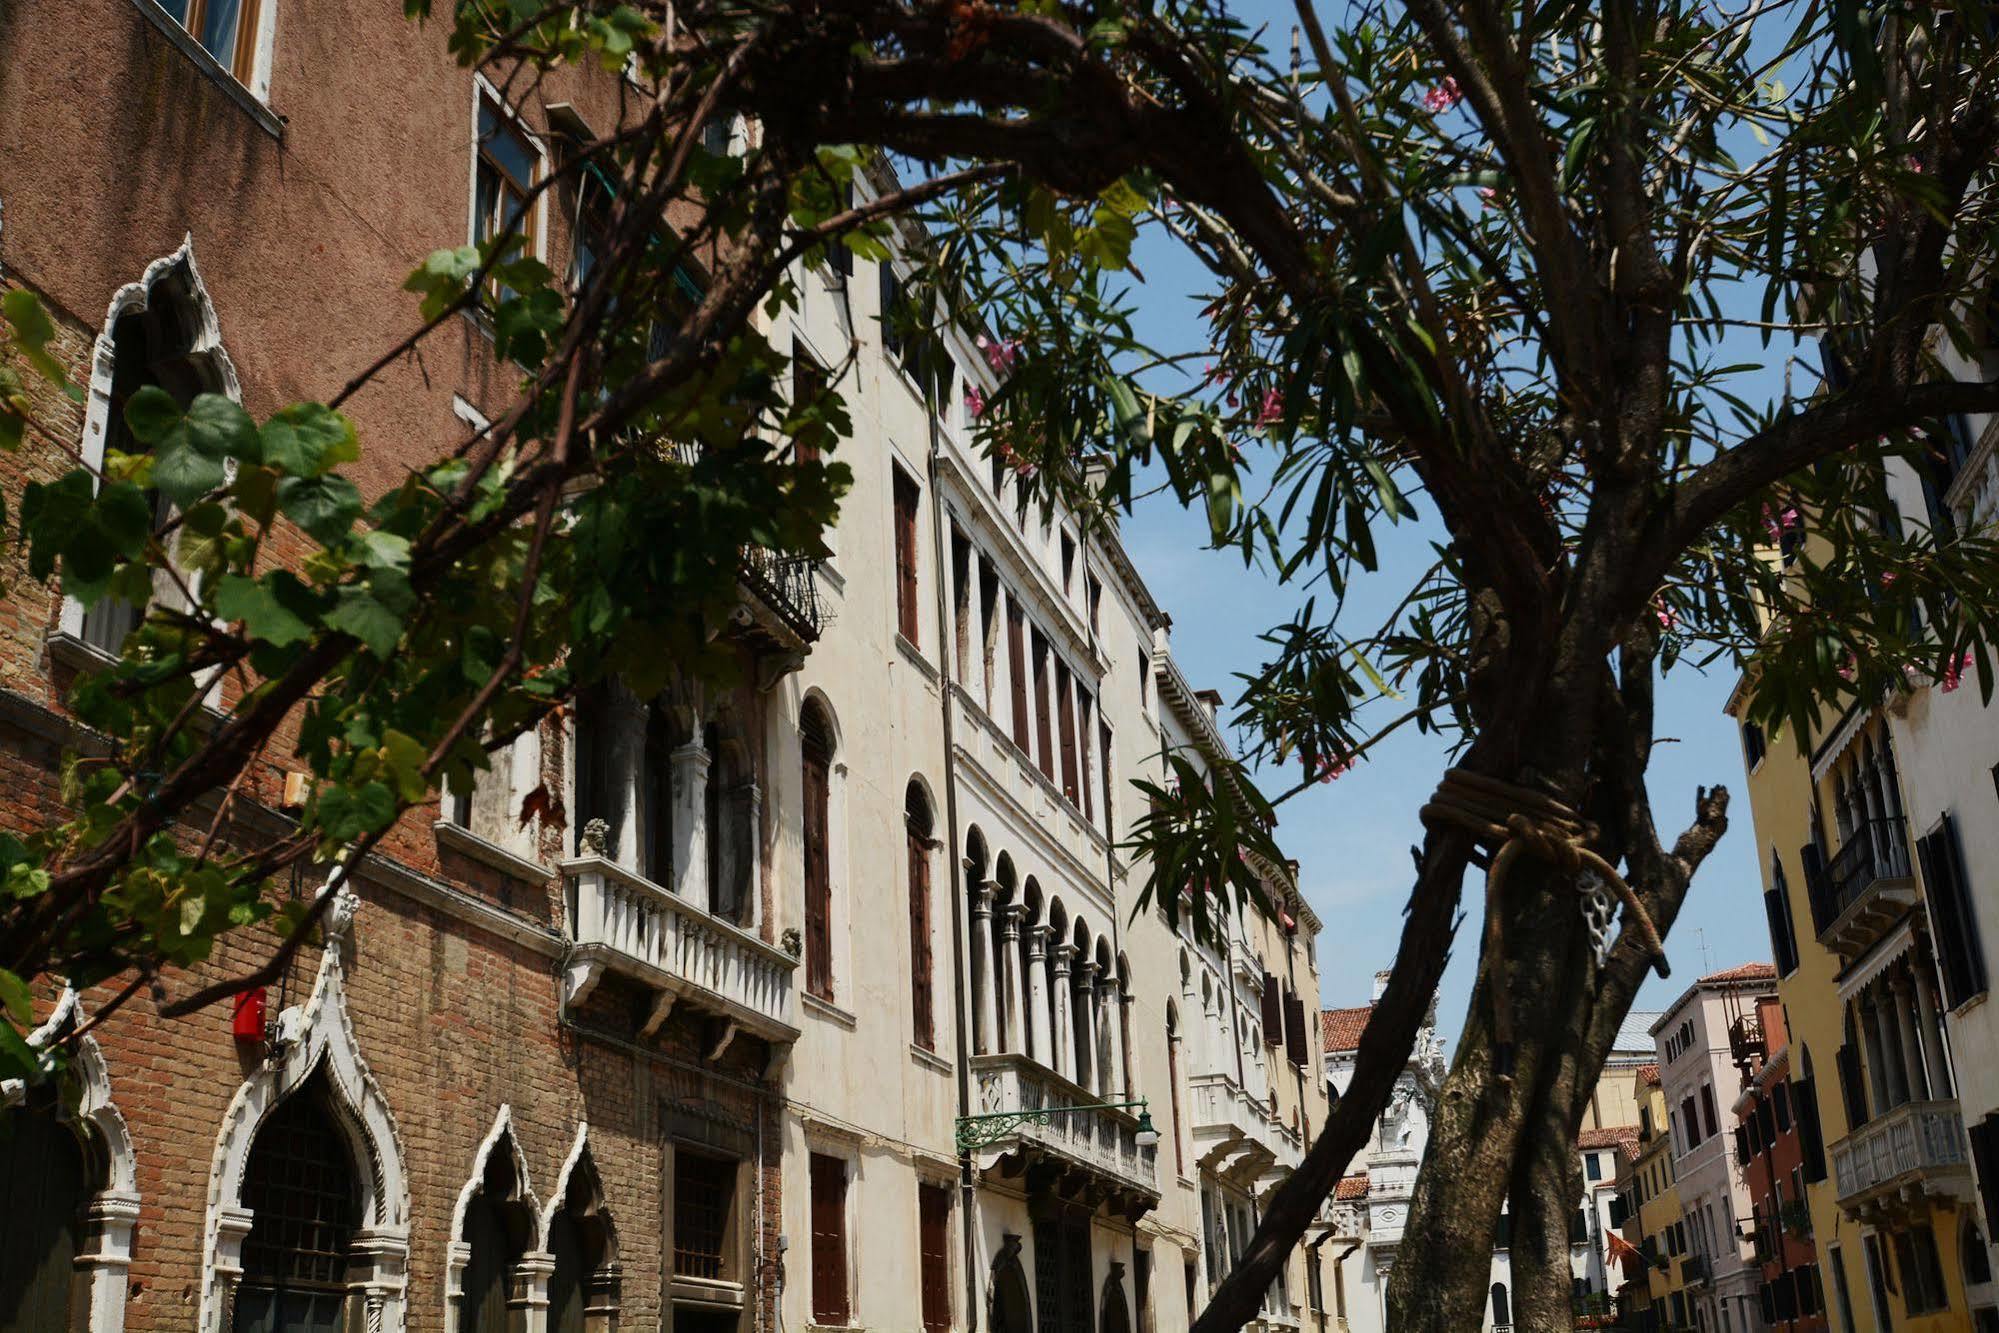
(1813, 817), (1913, 931)
(739, 543), (826, 641)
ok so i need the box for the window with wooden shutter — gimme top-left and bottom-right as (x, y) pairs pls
(1836, 1043), (1870, 1129)
(918, 1185), (951, 1333)
(802, 715), (835, 1002)
(1057, 662), (1080, 805)
(893, 469), (921, 645)
(908, 786), (936, 1051)
(1260, 973), (1283, 1043)
(1795, 1075), (1827, 1182)
(1916, 815), (1989, 1007)
(1284, 991), (1308, 1067)
(810, 1154), (850, 1325)
(1031, 630), (1054, 779)
(1801, 842), (1834, 936)
(1008, 605), (1031, 752)
(1969, 1116), (1999, 1248)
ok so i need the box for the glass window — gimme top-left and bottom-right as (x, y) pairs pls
(474, 94), (544, 290)
(158, 0), (262, 83)
(673, 1151), (739, 1281)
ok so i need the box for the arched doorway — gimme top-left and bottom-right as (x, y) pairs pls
(233, 1068), (361, 1332)
(0, 1093), (87, 1332)
(992, 1236), (1035, 1333)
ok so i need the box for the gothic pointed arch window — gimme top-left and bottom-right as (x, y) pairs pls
(1100, 1263), (1132, 1333)
(70, 250), (238, 656)
(458, 1136), (536, 1333)
(232, 1068), (360, 1333)
(1490, 1281), (1511, 1327)
(800, 697), (839, 1000)
(991, 1237), (1034, 1333)
(0, 1088), (88, 1332)
(546, 1140), (620, 1333)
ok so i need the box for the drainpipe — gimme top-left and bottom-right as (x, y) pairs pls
(924, 370), (981, 1333)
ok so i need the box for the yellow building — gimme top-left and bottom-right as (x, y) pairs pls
(1617, 1061), (1694, 1330)
(1729, 678), (1982, 1332)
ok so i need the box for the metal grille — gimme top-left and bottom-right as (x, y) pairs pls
(673, 1151), (737, 1279)
(239, 1082), (357, 1294)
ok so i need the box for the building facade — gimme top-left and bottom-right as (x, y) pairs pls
(1618, 1061), (1693, 1331)
(0, 4), (1331, 1331)
(1730, 997), (1829, 1331)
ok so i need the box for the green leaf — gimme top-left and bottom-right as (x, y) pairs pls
(214, 572), (322, 647)
(2, 289), (70, 389)
(326, 586), (404, 656)
(122, 386), (184, 445)
(151, 436), (229, 507)
(260, 403), (359, 477)
(184, 394), (260, 462)
(315, 781), (399, 842)
(278, 474), (364, 544)
(0, 966), (31, 1024)
(380, 729), (431, 803)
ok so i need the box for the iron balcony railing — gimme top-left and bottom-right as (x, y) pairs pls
(1811, 817), (1913, 933)
(1680, 1255), (1710, 1286)
(670, 440), (826, 641)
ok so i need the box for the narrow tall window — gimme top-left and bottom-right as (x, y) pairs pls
(802, 704), (836, 1002)
(979, 560), (1001, 712)
(235, 1073), (358, 1333)
(473, 93), (544, 293)
(918, 1184), (952, 1333)
(951, 528), (973, 680)
(810, 1155), (851, 1325)
(156, 0), (263, 83)
(893, 468), (921, 644)
(792, 351), (829, 465)
(673, 1150), (739, 1281)
(1007, 603), (1031, 752)
(1056, 661), (1080, 804)
(1031, 629), (1054, 779)
(907, 782), (936, 1051)
(1077, 692), (1096, 823)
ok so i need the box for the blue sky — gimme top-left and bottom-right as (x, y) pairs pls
(1101, 5), (1799, 1044)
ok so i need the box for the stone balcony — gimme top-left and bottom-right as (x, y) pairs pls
(1832, 1099), (1972, 1221)
(1189, 1072), (1300, 1197)
(560, 856), (799, 1055)
(1810, 817), (1917, 956)
(967, 1052), (1159, 1218)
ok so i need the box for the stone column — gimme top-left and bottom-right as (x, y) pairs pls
(1914, 964), (1955, 1100)
(1072, 958), (1097, 1092)
(1051, 943), (1076, 1082)
(967, 550), (988, 706)
(1026, 924), (1052, 1067)
(1861, 990), (1901, 1111)
(1095, 977), (1118, 1098)
(1890, 971), (1931, 1101)
(969, 877), (997, 1055)
(999, 904), (1025, 1054)
(669, 740), (711, 908)
(1119, 990), (1136, 1100)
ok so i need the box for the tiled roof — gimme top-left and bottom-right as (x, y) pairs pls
(1578, 1125), (1642, 1160)
(1637, 1063), (1660, 1086)
(1322, 1005), (1374, 1053)
(1700, 961), (1778, 984)
(1335, 1174), (1371, 1201)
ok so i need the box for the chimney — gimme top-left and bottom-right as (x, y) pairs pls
(1372, 970), (1392, 1003)
(1195, 688), (1222, 721)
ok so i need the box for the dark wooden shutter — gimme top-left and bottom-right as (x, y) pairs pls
(1764, 881), (1799, 976)
(1969, 1116), (1999, 1247)
(1259, 972), (1283, 1041)
(1794, 1075), (1827, 1182)
(909, 826), (935, 1050)
(810, 1155), (850, 1324)
(1077, 693), (1096, 823)
(1917, 815), (1989, 1007)
(1031, 631), (1054, 779)
(1836, 1043), (1870, 1129)
(1008, 606), (1031, 752)
(893, 469), (921, 644)
(1057, 663), (1080, 804)
(1284, 992), (1308, 1067)
(803, 741), (834, 1001)
(918, 1184), (951, 1333)
(1801, 843), (1833, 935)
(1100, 724), (1114, 829)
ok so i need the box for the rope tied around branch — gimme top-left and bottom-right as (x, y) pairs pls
(1419, 768), (1670, 1087)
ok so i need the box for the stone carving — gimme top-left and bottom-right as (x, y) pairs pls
(579, 817), (611, 856)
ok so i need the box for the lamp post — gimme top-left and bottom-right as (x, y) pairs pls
(955, 1099), (1161, 1153)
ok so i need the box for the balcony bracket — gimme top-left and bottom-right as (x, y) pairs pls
(640, 990), (679, 1040)
(565, 958), (606, 1010)
(707, 1020), (740, 1064)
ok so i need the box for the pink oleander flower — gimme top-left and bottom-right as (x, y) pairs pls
(1422, 77), (1463, 113)
(1881, 571), (1899, 587)
(1762, 504), (1802, 541)
(976, 334), (1020, 375)
(1837, 659), (1856, 683)
(1943, 649), (1975, 693)
(965, 385), (986, 419)
(1477, 187), (1499, 209)
(1312, 754), (1354, 783)
(1256, 388), (1284, 428)
(1655, 602), (1679, 631)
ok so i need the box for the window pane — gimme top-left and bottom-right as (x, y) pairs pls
(198, 0), (243, 66)
(157, 0), (192, 21)
(478, 101), (540, 189)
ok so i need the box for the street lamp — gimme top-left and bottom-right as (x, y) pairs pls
(955, 1099), (1162, 1153)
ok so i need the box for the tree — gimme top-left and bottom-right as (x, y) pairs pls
(3, 1), (1999, 1328)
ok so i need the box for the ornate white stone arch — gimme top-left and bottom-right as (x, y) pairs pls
(447, 1103), (548, 1332)
(541, 1123), (623, 1329)
(59, 234), (243, 646)
(199, 926), (410, 1332)
(0, 986), (142, 1333)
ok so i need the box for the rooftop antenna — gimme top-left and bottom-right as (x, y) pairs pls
(1697, 927), (1713, 978)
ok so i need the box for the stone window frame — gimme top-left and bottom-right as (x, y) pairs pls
(0, 985), (142, 1333)
(445, 1103), (550, 1332)
(51, 236), (241, 673)
(127, 0), (282, 133)
(200, 902), (411, 1332)
(664, 1100), (758, 1325)
(467, 74), (552, 292)
(542, 1123), (623, 1330)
